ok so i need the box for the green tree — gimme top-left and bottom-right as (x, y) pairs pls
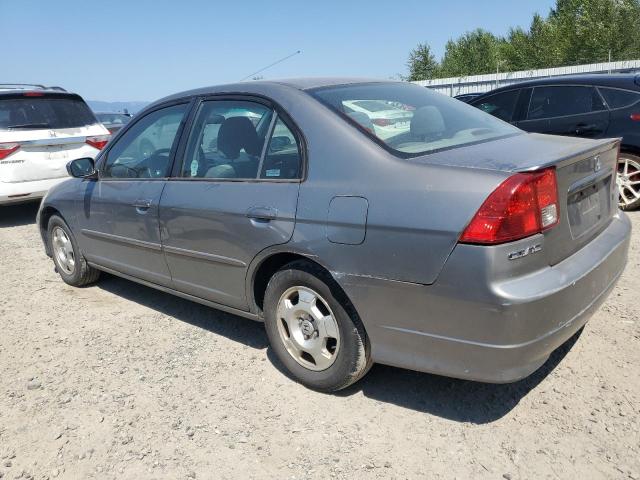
(406, 43), (440, 81)
(438, 29), (503, 78)
(406, 0), (640, 79)
(549, 0), (640, 64)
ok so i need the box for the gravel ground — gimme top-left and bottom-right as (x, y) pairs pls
(0, 202), (638, 480)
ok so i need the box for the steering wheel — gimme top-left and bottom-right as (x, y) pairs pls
(141, 148), (172, 178)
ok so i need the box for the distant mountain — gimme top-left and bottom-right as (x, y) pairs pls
(88, 100), (149, 114)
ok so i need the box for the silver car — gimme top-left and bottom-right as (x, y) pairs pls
(37, 79), (631, 392)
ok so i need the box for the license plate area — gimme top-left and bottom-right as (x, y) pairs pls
(567, 175), (612, 239)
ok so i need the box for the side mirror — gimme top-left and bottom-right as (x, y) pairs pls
(67, 157), (97, 179)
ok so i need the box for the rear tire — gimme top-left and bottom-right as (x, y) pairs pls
(48, 215), (100, 287)
(263, 260), (372, 392)
(617, 152), (640, 211)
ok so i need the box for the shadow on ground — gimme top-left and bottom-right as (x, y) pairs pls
(0, 201), (40, 227)
(97, 273), (579, 424)
(97, 274), (269, 350)
(337, 329), (581, 424)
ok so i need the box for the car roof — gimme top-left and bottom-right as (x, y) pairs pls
(0, 84), (71, 96)
(475, 73), (640, 98)
(152, 77), (397, 107)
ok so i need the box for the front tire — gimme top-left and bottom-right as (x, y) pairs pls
(617, 152), (640, 211)
(263, 261), (372, 392)
(48, 215), (100, 287)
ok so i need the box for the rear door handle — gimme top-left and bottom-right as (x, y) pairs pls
(575, 123), (598, 134)
(246, 206), (278, 222)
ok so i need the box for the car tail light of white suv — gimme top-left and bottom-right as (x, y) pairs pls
(0, 142), (20, 161)
(85, 135), (110, 150)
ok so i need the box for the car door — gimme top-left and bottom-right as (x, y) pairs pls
(517, 85), (610, 138)
(77, 102), (190, 286)
(159, 98), (303, 310)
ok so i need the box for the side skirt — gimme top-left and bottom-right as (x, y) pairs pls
(88, 262), (263, 323)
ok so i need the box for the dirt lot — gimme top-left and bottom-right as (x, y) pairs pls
(0, 202), (638, 480)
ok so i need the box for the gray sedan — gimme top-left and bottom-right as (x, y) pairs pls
(37, 79), (631, 391)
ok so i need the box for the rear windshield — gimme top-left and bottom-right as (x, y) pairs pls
(0, 95), (97, 130)
(311, 83), (520, 157)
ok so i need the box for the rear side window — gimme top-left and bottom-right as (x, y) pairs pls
(599, 87), (640, 109)
(527, 86), (605, 120)
(260, 117), (302, 179)
(473, 90), (520, 122)
(0, 95), (97, 130)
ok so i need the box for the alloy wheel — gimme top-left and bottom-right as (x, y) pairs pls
(275, 286), (340, 371)
(617, 155), (640, 208)
(52, 227), (75, 275)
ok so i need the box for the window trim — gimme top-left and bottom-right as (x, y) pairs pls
(97, 99), (194, 182)
(596, 86), (640, 111)
(521, 84), (607, 123)
(169, 93), (306, 184)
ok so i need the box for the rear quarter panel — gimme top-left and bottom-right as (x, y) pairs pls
(258, 86), (509, 285)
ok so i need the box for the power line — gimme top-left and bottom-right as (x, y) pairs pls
(239, 50), (302, 82)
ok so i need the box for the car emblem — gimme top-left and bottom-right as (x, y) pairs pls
(594, 155), (601, 172)
(49, 130), (57, 138)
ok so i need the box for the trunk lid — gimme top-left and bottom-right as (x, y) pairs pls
(410, 132), (620, 265)
(0, 125), (108, 182)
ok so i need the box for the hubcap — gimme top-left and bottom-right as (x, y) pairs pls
(52, 227), (75, 275)
(275, 286), (340, 371)
(617, 156), (640, 207)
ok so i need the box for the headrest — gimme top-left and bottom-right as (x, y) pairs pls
(410, 106), (445, 138)
(217, 116), (260, 159)
(347, 111), (374, 133)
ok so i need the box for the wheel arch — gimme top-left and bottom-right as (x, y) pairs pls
(247, 248), (355, 318)
(38, 205), (63, 257)
(620, 145), (640, 157)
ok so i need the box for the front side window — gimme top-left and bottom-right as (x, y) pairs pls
(598, 87), (640, 109)
(101, 104), (187, 179)
(181, 100), (275, 179)
(527, 86), (605, 120)
(311, 82), (519, 157)
(473, 90), (520, 122)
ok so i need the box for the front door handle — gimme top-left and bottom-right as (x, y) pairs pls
(246, 206), (278, 222)
(132, 199), (152, 211)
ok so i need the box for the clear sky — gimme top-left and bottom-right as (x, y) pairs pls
(2, 0), (556, 102)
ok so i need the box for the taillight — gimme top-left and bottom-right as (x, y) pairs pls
(630, 113), (640, 121)
(459, 168), (559, 245)
(372, 118), (393, 127)
(0, 142), (20, 161)
(23, 91), (44, 97)
(85, 135), (110, 150)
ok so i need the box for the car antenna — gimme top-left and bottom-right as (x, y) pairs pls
(239, 50), (302, 82)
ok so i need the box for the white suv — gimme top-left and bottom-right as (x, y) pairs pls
(0, 84), (110, 205)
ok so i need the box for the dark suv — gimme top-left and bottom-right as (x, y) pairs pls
(470, 74), (640, 210)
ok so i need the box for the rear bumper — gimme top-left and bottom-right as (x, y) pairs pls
(0, 176), (67, 205)
(340, 212), (631, 383)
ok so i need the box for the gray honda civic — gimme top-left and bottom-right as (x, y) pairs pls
(37, 78), (631, 392)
